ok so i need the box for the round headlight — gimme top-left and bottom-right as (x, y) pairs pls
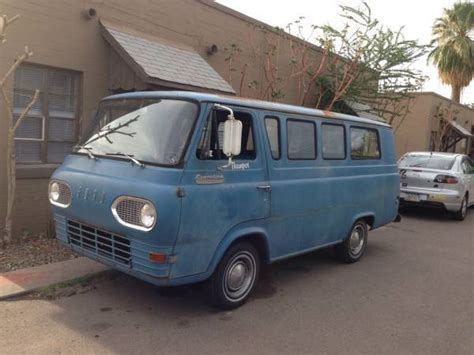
(140, 203), (156, 228)
(49, 182), (60, 202)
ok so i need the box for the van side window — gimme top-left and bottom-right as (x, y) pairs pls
(197, 109), (256, 160)
(264, 117), (280, 159)
(350, 127), (380, 159)
(287, 120), (316, 160)
(322, 124), (346, 159)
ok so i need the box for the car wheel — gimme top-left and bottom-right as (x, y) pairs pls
(335, 220), (368, 263)
(453, 195), (468, 221)
(206, 242), (260, 310)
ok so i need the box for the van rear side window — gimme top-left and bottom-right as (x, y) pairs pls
(287, 120), (316, 160)
(322, 124), (346, 159)
(351, 127), (380, 159)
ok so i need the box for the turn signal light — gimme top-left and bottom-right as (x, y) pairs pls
(149, 252), (167, 264)
(433, 175), (458, 184)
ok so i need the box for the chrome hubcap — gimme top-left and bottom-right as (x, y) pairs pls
(349, 225), (365, 256)
(228, 263), (246, 290)
(223, 252), (256, 302)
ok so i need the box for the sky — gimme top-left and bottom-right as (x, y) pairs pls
(217, 0), (474, 105)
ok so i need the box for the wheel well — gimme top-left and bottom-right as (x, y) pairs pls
(231, 233), (270, 264)
(360, 215), (375, 229)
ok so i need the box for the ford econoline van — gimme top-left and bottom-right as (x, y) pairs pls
(49, 91), (400, 309)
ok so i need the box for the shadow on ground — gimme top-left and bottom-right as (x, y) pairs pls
(398, 204), (469, 222)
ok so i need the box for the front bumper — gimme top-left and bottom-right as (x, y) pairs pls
(400, 187), (463, 212)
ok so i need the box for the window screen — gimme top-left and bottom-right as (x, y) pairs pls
(350, 127), (380, 159)
(14, 64), (79, 163)
(322, 124), (345, 159)
(264, 117), (280, 159)
(287, 120), (316, 160)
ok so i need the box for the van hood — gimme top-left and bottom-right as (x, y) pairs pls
(50, 154), (183, 248)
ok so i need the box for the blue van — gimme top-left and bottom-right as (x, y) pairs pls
(49, 91), (400, 309)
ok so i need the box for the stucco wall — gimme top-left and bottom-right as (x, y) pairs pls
(392, 93), (473, 159)
(392, 95), (434, 158)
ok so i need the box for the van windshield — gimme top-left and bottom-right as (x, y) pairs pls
(398, 154), (455, 170)
(76, 99), (198, 166)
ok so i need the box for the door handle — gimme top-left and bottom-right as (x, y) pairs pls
(257, 185), (271, 191)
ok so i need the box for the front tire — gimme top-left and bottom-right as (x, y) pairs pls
(335, 220), (368, 263)
(453, 195), (468, 221)
(206, 242), (260, 310)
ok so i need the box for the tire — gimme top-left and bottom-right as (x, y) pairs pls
(453, 195), (468, 221)
(206, 242), (260, 310)
(335, 220), (368, 263)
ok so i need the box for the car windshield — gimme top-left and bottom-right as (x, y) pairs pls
(398, 154), (455, 170)
(76, 99), (198, 166)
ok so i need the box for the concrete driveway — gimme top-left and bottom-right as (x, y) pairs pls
(1, 208), (473, 354)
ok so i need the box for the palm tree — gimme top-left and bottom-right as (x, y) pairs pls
(428, 2), (474, 103)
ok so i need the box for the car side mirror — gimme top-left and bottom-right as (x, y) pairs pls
(222, 118), (242, 157)
(214, 104), (242, 170)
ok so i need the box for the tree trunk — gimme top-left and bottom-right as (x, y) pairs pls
(3, 129), (15, 246)
(451, 85), (461, 103)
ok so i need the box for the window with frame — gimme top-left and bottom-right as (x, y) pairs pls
(461, 158), (473, 174)
(14, 64), (80, 164)
(197, 109), (256, 160)
(350, 127), (381, 159)
(264, 117), (280, 159)
(287, 119), (316, 160)
(322, 123), (346, 159)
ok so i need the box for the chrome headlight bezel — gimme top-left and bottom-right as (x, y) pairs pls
(48, 180), (72, 208)
(111, 196), (157, 232)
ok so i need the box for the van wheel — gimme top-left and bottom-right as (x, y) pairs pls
(453, 195), (468, 221)
(206, 242), (260, 310)
(335, 220), (368, 263)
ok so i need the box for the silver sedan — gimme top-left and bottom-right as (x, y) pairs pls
(398, 152), (474, 220)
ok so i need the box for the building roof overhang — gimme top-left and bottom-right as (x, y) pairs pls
(100, 23), (235, 95)
(449, 120), (472, 137)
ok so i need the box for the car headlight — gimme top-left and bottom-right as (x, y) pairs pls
(48, 180), (71, 207)
(49, 182), (60, 202)
(140, 203), (156, 229)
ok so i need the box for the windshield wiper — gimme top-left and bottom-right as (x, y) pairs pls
(106, 152), (145, 168)
(74, 145), (97, 160)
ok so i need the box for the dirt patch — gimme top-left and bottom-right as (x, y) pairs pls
(0, 235), (77, 273)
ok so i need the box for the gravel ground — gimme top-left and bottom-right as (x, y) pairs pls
(0, 236), (77, 273)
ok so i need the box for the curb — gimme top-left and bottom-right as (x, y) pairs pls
(0, 257), (109, 301)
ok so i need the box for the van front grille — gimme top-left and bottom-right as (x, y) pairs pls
(67, 220), (131, 266)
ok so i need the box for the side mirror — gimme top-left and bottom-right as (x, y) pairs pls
(222, 118), (242, 157)
(214, 104), (242, 169)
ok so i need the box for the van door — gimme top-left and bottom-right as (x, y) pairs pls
(171, 104), (270, 278)
(262, 115), (340, 259)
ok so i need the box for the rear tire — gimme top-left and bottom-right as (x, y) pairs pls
(335, 220), (368, 263)
(453, 195), (468, 221)
(206, 242), (260, 310)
